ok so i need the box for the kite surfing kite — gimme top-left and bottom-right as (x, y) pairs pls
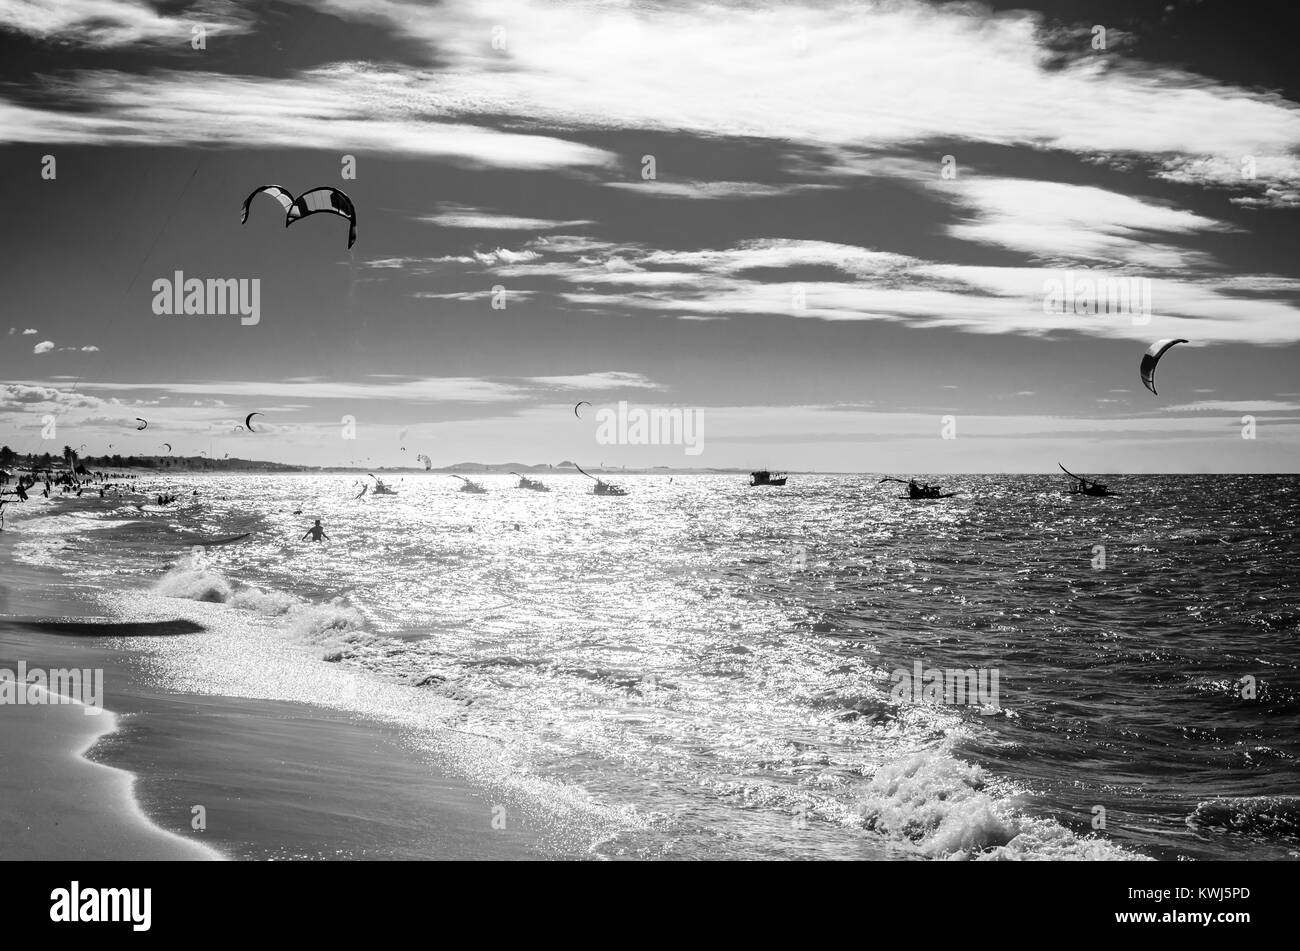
(161, 443), (172, 453)
(240, 185), (357, 249)
(135, 418), (148, 430)
(416, 453), (432, 470)
(575, 401), (592, 419)
(245, 412), (264, 432)
(1140, 339), (1187, 395)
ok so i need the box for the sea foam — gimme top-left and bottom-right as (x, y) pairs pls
(858, 748), (1148, 861)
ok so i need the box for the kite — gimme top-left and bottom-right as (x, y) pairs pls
(1140, 339), (1188, 395)
(241, 185), (357, 249)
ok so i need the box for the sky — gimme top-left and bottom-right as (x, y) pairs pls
(1, 0), (1298, 472)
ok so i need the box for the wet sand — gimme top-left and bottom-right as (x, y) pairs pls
(0, 523), (555, 861)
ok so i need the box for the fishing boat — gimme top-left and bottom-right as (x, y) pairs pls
(750, 470), (788, 487)
(452, 474), (487, 494)
(1059, 463), (1114, 497)
(368, 474), (398, 496)
(575, 463), (627, 496)
(879, 476), (956, 500)
(512, 472), (550, 492)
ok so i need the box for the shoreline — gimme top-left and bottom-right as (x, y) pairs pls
(0, 515), (563, 861)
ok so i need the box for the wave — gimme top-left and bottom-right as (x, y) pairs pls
(1188, 796), (1300, 838)
(150, 562), (371, 653)
(153, 566), (233, 603)
(856, 748), (1149, 860)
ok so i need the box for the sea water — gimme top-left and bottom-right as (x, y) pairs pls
(6, 473), (1298, 860)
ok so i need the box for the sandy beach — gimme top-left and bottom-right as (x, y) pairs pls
(0, 522), (561, 861)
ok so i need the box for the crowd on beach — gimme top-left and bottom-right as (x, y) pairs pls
(0, 466), (140, 526)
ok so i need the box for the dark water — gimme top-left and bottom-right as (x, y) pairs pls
(8, 473), (1299, 859)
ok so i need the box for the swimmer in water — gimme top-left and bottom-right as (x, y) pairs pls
(301, 519), (329, 543)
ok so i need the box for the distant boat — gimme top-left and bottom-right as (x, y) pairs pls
(750, 470), (788, 487)
(879, 476), (956, 500)
(369, 474), (397, 495)
(1059, 463), (1113, 497)
(575, 463), (627, 496)
(452, 474), (487, 494)
(512, 472), (550, 492)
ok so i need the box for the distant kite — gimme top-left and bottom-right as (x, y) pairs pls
(575, 401), (592, 419)
(245, 412), (264, 432)
(135, 418), (148, 430)
(1140, 339), (1188, 395)
(240, 184), (357, 248)
(161, 443), (172, 453)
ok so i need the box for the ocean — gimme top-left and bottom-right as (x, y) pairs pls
(5, 472), (1298, 860)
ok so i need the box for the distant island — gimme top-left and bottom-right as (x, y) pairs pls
(0, 449), (782, 476)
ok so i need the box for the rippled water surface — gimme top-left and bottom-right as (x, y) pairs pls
(10, 473), (1299, 859)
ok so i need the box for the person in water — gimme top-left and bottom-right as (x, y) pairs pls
(302, 519), (329, 543)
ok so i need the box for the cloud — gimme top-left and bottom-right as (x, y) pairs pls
(22, 329), (37, 335)
(32, 340), (54, 354)
(418, 206), (593, 230)
(6, 1), (1299, 200)
(944, 179), (1224, 267)
(604, 181), (829, 200)
(0, 383), (103, 409)
(429, 233), (1300, 345)
(472, 248), (540, 266)
(525, 372), (660, 391)
(299, 0), (1300, 204)
(0, 0), (256, 48)
(80, 345), (100, 352)
(0, 66), (616, 171)
(1159, 400), (1300, 413)
(40, 377), (529, 403)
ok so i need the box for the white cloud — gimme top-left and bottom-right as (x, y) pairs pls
(6, 2), (1299, 199)
(441, 233), (1300, 345)
(304, 0), (1300, 203)
(32, 340), (54, 354)
(0, 67), (615, 171)
(473, 248), (540, 266)
(31, 377), (528, 403)
(0, 383), (102, 408)
(945, 179), (1224, 267)
(0, 0), (255, 47)
(1160, 400), (1300, 413)
(604, 181), (828, 200)
(22, 328), (37, 335)
(419, 206), (593, 230)
(525, 372), (660, 391)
